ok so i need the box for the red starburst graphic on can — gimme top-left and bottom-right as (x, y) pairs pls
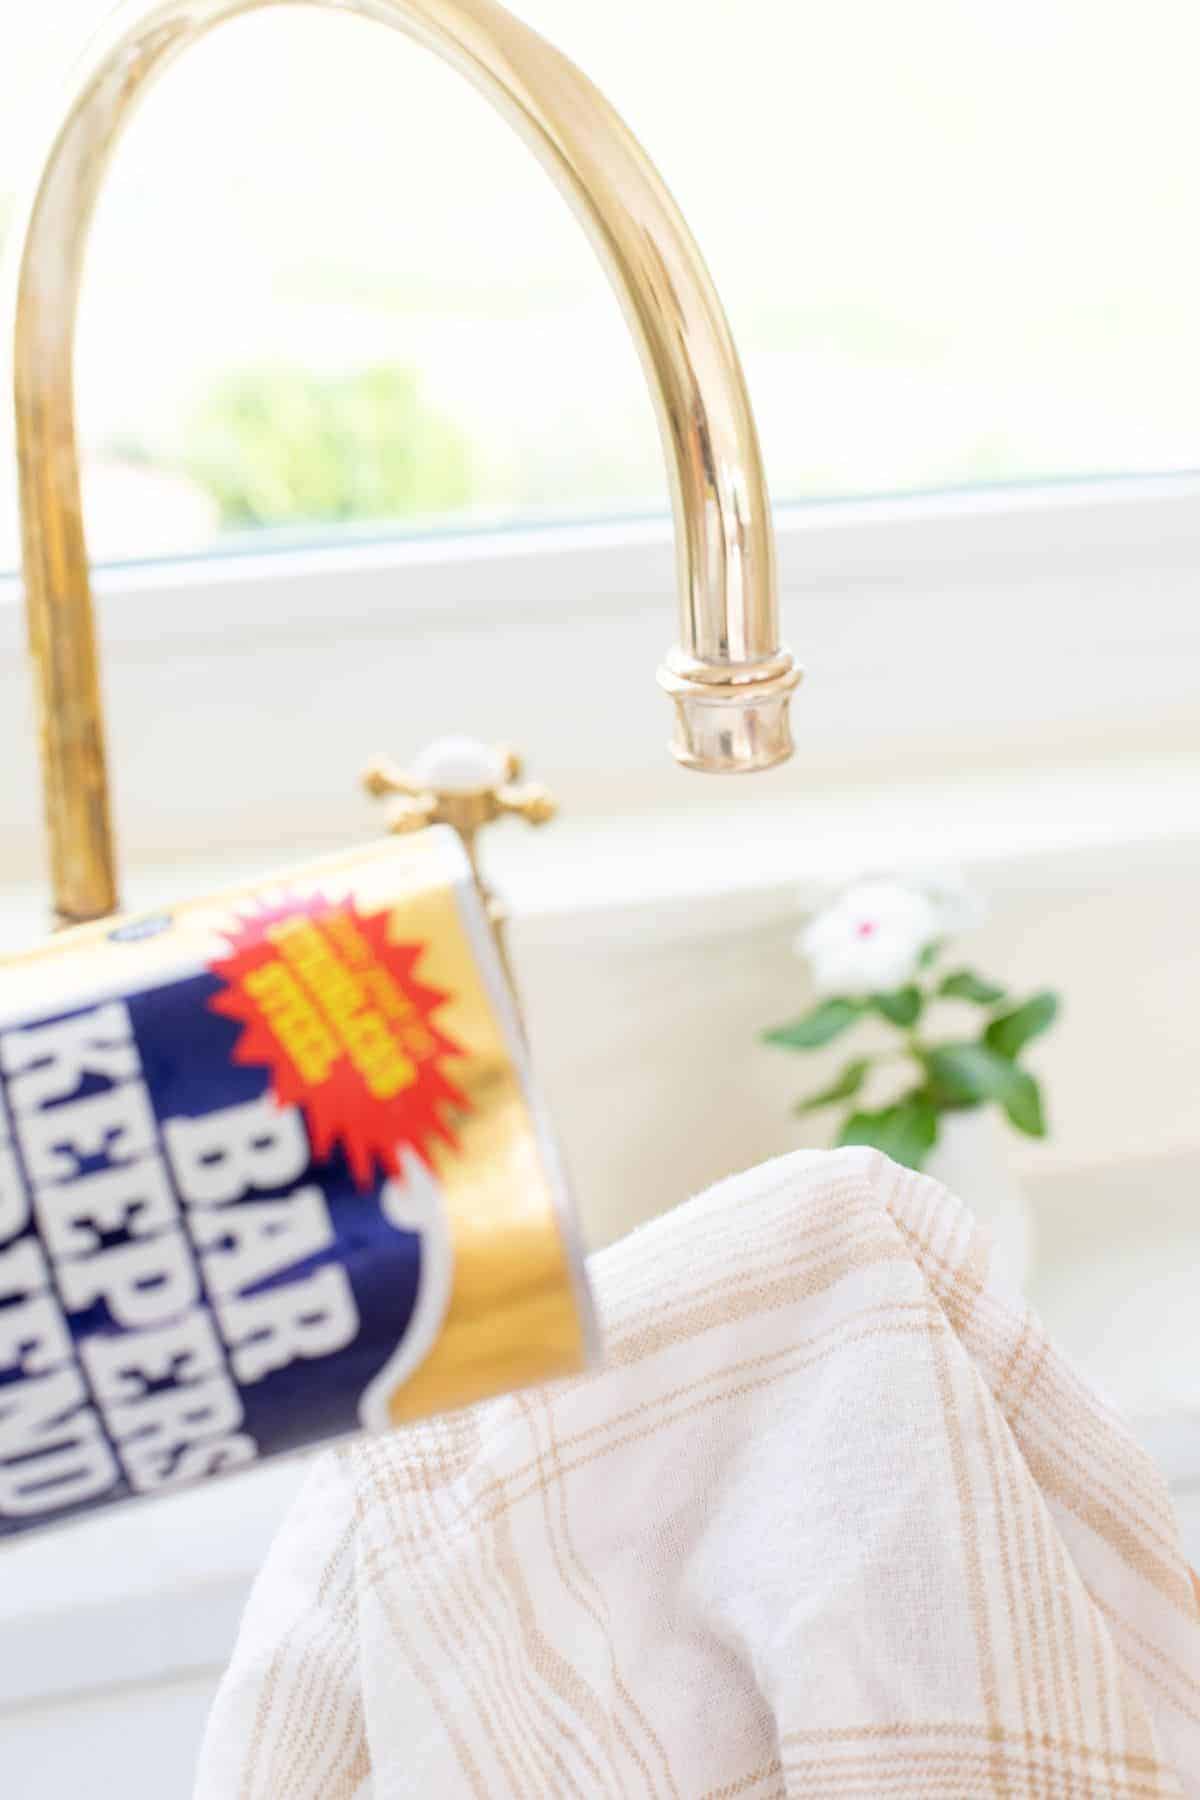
(208, 893), (470, 1189)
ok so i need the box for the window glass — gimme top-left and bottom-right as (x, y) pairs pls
(2, 1), (1199, 565)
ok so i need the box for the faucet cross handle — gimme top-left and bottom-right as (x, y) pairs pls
(363, 738), (556, 983)
(363, 738), (557, 839)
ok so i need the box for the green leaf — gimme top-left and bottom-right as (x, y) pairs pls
(837, 1095), (939, 1171)
(938, 969), (1007, 1006)
(793, 1057), (871, 1116)
(921, 1042), (1019, 1107)
(762, 998), (864, 1051)
(918, 941), (942, 970)
(871, 985), (923, 1028)
(1003, 1069), (1047, 1137)
(983, 991), (1059, 1060)
(922, 1044), (1048, 1138)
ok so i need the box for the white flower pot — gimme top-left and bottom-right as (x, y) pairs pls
(925, 1108), (1032, 1293)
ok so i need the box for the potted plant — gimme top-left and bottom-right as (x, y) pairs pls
(762, 871), (1059, 1288)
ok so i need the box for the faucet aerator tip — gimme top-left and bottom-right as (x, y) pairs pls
(658, 656), (803, 775)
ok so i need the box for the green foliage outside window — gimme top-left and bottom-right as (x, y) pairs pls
(183, 364), (474, 528)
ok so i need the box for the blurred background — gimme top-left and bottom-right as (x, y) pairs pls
(1, 2), (1200, 1794)
(4, 0), (1200, 557)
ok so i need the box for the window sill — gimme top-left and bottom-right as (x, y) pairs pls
(0, 1456), (311, 1709)
(3, 745), (1199, 952)
(1, 476), (1200, 884)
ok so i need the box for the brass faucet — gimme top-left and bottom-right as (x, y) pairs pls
(11, 0), (801, 928)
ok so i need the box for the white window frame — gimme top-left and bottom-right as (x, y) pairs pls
(2, 473), (1200, 918)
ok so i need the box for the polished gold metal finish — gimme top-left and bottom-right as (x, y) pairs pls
(12, 0), (798, 928)
(363, 739), (554, 987)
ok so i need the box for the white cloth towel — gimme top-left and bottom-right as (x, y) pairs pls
(196, 1148), (1200, 1798)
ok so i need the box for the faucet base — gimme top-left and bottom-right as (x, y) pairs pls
(658, 652), (803, 774)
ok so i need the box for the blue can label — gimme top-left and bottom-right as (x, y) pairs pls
(0, 963), (454, 1536)
(0, 833), (593, 1539)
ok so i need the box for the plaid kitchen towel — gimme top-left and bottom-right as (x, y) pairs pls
(196, 1148), (1200, 1797)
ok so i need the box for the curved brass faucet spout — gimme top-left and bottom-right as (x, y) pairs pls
(12, 0), (800, 926)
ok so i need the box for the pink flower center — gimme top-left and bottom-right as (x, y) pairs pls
(855, 919), (878, 938)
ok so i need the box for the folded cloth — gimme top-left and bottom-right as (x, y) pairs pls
(195, 1148), (1200, 1799)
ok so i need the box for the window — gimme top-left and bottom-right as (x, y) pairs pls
(2, 0), (1200, 568)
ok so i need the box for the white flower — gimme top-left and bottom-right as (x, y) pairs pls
(797, 880), (940, 996)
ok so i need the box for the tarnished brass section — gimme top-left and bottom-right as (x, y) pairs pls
(12, 0), (796, 929)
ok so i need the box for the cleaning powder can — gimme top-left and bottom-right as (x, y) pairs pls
(0, 827), (598, 1540)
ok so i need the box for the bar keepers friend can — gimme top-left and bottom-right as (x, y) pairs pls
(0, 828), (598, 1539)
